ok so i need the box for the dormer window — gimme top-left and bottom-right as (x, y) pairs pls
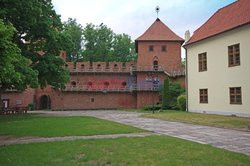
(149, 45), (154, 52)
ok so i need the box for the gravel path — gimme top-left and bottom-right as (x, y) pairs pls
(0, 132), (157, 146)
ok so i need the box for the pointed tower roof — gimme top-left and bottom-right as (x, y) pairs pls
(136, 18), (184, 42)
(135, 18), (184, 52)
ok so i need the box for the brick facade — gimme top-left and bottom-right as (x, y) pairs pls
(2, 19), (185, 110)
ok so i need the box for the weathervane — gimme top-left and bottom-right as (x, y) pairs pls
(155, 6), (160, 18)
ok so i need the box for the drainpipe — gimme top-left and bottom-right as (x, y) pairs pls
(184, 47), (188, 112)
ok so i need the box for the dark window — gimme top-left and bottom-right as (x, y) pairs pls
(114, 64), (118, 69)
(228, 44), (240, 67)
(200, 89), (208, 103)
(230, 87), (242, 104)
(121, 82), (127, 88)
(65, 64), (68, 67)
(198, 52), (207, 72)
(90, 98), (94, 102)
(106, 62), (109, 69)
(97, 64), (101, 69)
(73, 63), (76, 69)
(162, 46), (167, 52)
(149, 45), (154, 52)
(71, 81), (76, 87)
(81, 64), (85, 69)
(104, 82), (109, 88)
(89, 62), (93, 69)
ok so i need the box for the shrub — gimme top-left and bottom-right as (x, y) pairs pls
(177, 95), (186, 111)
(160, 80), (185, 110)
(28, 103), (34, 111)
(162, 78), (171, 109)
(143, 104), (162, 111)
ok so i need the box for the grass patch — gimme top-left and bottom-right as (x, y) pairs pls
(143, 110), (250, 130)
(0, 136), (249, 166)
(0, 114), (144, 137)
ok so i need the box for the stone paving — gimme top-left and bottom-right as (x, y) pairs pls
(32, 110), (250, 155)
(0, 132), (157, 146)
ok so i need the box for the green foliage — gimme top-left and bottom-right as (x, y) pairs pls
(177, 94), (186, 111)
(112, 34), (137, 61)
(162, 78), (171, 109)
(81, 23), (137, 62)
(0, 20), (38, 92)
(63, 18), (83, 61)
(28, 103), (34, 111)
(161, 79), (185, 109)
(143, 104), (162, 111)
(0, 0), (70, 89)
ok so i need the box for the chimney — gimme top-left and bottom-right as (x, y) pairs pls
(185, 30), (191, 43)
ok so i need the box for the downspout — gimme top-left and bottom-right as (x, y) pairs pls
(184, 47), (189, 112)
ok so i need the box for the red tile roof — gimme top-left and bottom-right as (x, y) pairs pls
(136, 18), (184, 42)
(186, 0), (250, 46)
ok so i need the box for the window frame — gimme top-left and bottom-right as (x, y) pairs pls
(198, 52), (207, 72)
(149, 45), (154, 52)
(161, 45), (167, 52)
(229, 87), (242, 105)
(228, 43), (240, 67)
(199, 89), (208, 104)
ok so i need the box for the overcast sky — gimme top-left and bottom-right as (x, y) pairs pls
(52, 0), (235, 40)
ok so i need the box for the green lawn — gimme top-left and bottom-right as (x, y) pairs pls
(143, 110), (250, 130)
(1, 136), (250, 166)
(0, 115), (144, 137)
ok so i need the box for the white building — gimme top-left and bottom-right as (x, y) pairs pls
(185, 0), (250, 117)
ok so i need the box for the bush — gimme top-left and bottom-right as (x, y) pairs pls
(177, 95), (186, 111)
(143, 104), (162, 111)
(160, 81), (185, 110)
(28, 103), (34, 111)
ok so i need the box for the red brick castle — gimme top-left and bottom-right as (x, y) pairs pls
(2, 19), (185, 110)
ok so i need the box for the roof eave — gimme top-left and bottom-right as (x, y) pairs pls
(184, 22), (250, 48)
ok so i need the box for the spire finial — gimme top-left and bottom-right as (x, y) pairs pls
(155, 6), (160, 18)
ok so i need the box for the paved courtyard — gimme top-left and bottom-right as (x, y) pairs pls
(29, 110), (250, 155)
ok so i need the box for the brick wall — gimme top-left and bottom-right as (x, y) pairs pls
(137, 41), (182, 72)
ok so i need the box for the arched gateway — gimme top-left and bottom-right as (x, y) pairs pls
(39, 95), (51, 110)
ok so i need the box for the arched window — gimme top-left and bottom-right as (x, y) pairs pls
(97, 64), (101, 70)
(121, 82), (127, 88)
(153, 57), (159, 71)
(81, 64), (85, 69)
(114, 64), (118, 69)
(71, 81), (77, 87)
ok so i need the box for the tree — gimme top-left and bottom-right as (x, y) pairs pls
(112, 34), (137, 61)
(81, 23), (137, 62)
(63, 18), (83, 61)
(162, 78), (171, 109)
(82, 23), (113, 62)
(0, 0), (70, 90)
(0, 20), (38, 110)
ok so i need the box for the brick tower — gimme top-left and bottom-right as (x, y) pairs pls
(135, 18), (185, 108)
